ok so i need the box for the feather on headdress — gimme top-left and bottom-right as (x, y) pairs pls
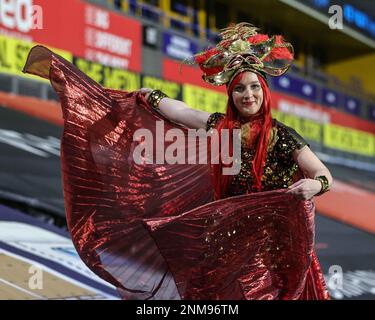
(185, 23), (294, 86)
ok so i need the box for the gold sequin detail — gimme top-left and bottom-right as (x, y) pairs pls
(206, 114), (309, 196)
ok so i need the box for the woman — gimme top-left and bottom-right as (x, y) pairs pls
(23, 23), (331, 300)
(138, 71), (332, 201)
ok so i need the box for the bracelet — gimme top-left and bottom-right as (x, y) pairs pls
(315, 175), (330, 196)
(147, 90), (168, 110)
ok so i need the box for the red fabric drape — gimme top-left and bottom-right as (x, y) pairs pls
(23, 45), (329, 300)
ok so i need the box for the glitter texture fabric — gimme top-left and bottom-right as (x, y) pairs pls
(206, 112), (309, 195)
(23, 46), (329, 300)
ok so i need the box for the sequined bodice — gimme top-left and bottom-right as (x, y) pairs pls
(206, 112), (308, 196)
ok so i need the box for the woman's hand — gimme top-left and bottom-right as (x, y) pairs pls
(286, 178), (322, 200)
(137, 87), (153, 101)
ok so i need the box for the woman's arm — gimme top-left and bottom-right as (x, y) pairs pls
(138, 88), (211, 130)
(286, 146), (333, 200)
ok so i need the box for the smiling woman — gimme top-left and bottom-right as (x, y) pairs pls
(231, 72), (264, 118)
(23, 22), (332, 300)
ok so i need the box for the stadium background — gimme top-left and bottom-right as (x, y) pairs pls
(0, 0), (374, 299)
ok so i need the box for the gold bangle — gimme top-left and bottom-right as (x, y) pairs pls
(147, 90), (168, 110)
(315, 176), (330, 196)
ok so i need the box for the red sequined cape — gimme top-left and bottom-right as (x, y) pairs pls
(23, 45), (330, 300)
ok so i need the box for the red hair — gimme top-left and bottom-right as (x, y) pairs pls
(210, 71), (272, 200)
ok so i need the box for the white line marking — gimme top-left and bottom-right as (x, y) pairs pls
(0, 278), (47, 300)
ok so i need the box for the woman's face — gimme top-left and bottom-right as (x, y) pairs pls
(231, 72), (263, 119)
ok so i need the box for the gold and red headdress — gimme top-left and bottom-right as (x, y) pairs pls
(186, 22), (294, 86)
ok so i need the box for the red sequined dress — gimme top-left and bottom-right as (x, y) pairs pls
(23, 45), (330, 300)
